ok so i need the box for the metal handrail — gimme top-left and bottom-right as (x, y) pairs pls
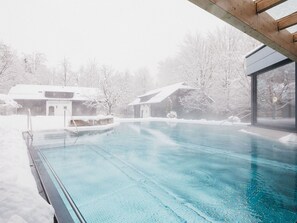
(64, 109), (79, 134)
(72, 119), (79, 134)
(27, 109), (33, 138)
(39, 151), (87, 223)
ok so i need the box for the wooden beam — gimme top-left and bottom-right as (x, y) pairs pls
(293, 33), (297, 42)
(187, 0), (297, 61)
(256, 0), (287, 14)
(277, 12), (297, 30)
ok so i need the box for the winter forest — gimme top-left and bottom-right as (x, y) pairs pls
(0, 26), (259, 119)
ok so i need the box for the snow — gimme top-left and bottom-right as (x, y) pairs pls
(72, 115), (113, 122)
(116, 117), (250, 126)
(227, 116), (241, 123)
(239, 126), (297, 146)
(128, 98), (141, 106)
(239, 129), (261, 136)
(0, 94), (20, 108)
(0, 116), (65, 131)
(8, 84), (100, 101)
(279, 133), (297, 145)
(0, 115), (115, 132)
(130, 82), (195, 105)
(166, 111), (177, 119)
(0, 126), (54, 223)
(67, 122), (119, 133)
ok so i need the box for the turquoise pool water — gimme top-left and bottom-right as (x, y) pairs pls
(35, 122), (297, 223)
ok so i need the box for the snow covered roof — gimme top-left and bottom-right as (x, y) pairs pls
(129, 98), (141, 106)
(0, 94), (21, 108)
(8, 84), (100, 101)
(129, 82), (195, 105)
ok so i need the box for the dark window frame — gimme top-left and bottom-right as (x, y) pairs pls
(45, 91), (74, 99)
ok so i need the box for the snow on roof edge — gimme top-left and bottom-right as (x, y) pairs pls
(130, 82), (196, 105)
(8, 84), (101, 101)
(138, 82), (187, 98)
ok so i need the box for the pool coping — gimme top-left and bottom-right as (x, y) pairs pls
(238, 125), (297, 145)
(23, 132), (75, 223)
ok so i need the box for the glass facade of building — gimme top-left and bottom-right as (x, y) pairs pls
(256, 63), (296, 130)
(246, 45), (296, 131)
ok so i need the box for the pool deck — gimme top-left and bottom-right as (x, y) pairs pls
(116, 117), (297, 145)
(240, 125), (297, 145)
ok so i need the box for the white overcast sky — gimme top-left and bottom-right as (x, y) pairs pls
(0, 0), (225, 73)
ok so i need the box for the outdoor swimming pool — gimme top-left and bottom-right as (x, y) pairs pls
(32, 122), (297, 223)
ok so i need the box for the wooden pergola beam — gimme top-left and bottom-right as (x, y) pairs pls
(293, 33), (297, 42)
(187, 0), (297, 62)
(277, 12), (297, 30)
(256, 0), (287, 14)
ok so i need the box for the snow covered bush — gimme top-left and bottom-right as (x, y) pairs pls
(167, 111), (177, 119)
(228, 116), (241, 123)
(0, 94), (21, 115)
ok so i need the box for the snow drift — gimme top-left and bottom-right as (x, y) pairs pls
(0, 127), (54, 223)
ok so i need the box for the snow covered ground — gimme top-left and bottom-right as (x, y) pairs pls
(0, 116), (54, 223)
(279, 133), (297, 145)
(239, 126), (297, 145)
(116, 116), (249, 126)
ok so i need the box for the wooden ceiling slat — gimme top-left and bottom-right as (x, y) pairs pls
(187, 0), (297, 61)
(256, 0), (287, 14)
(277, 12), (297, 30)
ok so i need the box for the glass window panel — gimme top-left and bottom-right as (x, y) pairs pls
(257, 62), (295, 129)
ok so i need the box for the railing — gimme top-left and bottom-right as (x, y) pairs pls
(64, 109), (78, 134)
(71, 119), (79, 134)
(27, 109), (33, 138)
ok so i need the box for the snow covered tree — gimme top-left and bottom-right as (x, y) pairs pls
(0, 43), (14, 79)
(21, 52), (53, 85)
(52, 58), (78, 86)
(61, 57), (70, 86)
(78, 60), (100, 87)
(157, 57), (183, 86)
(133, 67), (155, 95)
(210, 26), (259, 117)
(177, 34), (215, 114)
(157, 25), (259, 119)
(0, 43), (15, 92)
(86, 66), (127, 115)
(115, 71), (135, 116)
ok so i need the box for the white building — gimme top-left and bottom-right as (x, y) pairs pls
(8, 84), (100, 116)
(129, 82), (196, 118)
